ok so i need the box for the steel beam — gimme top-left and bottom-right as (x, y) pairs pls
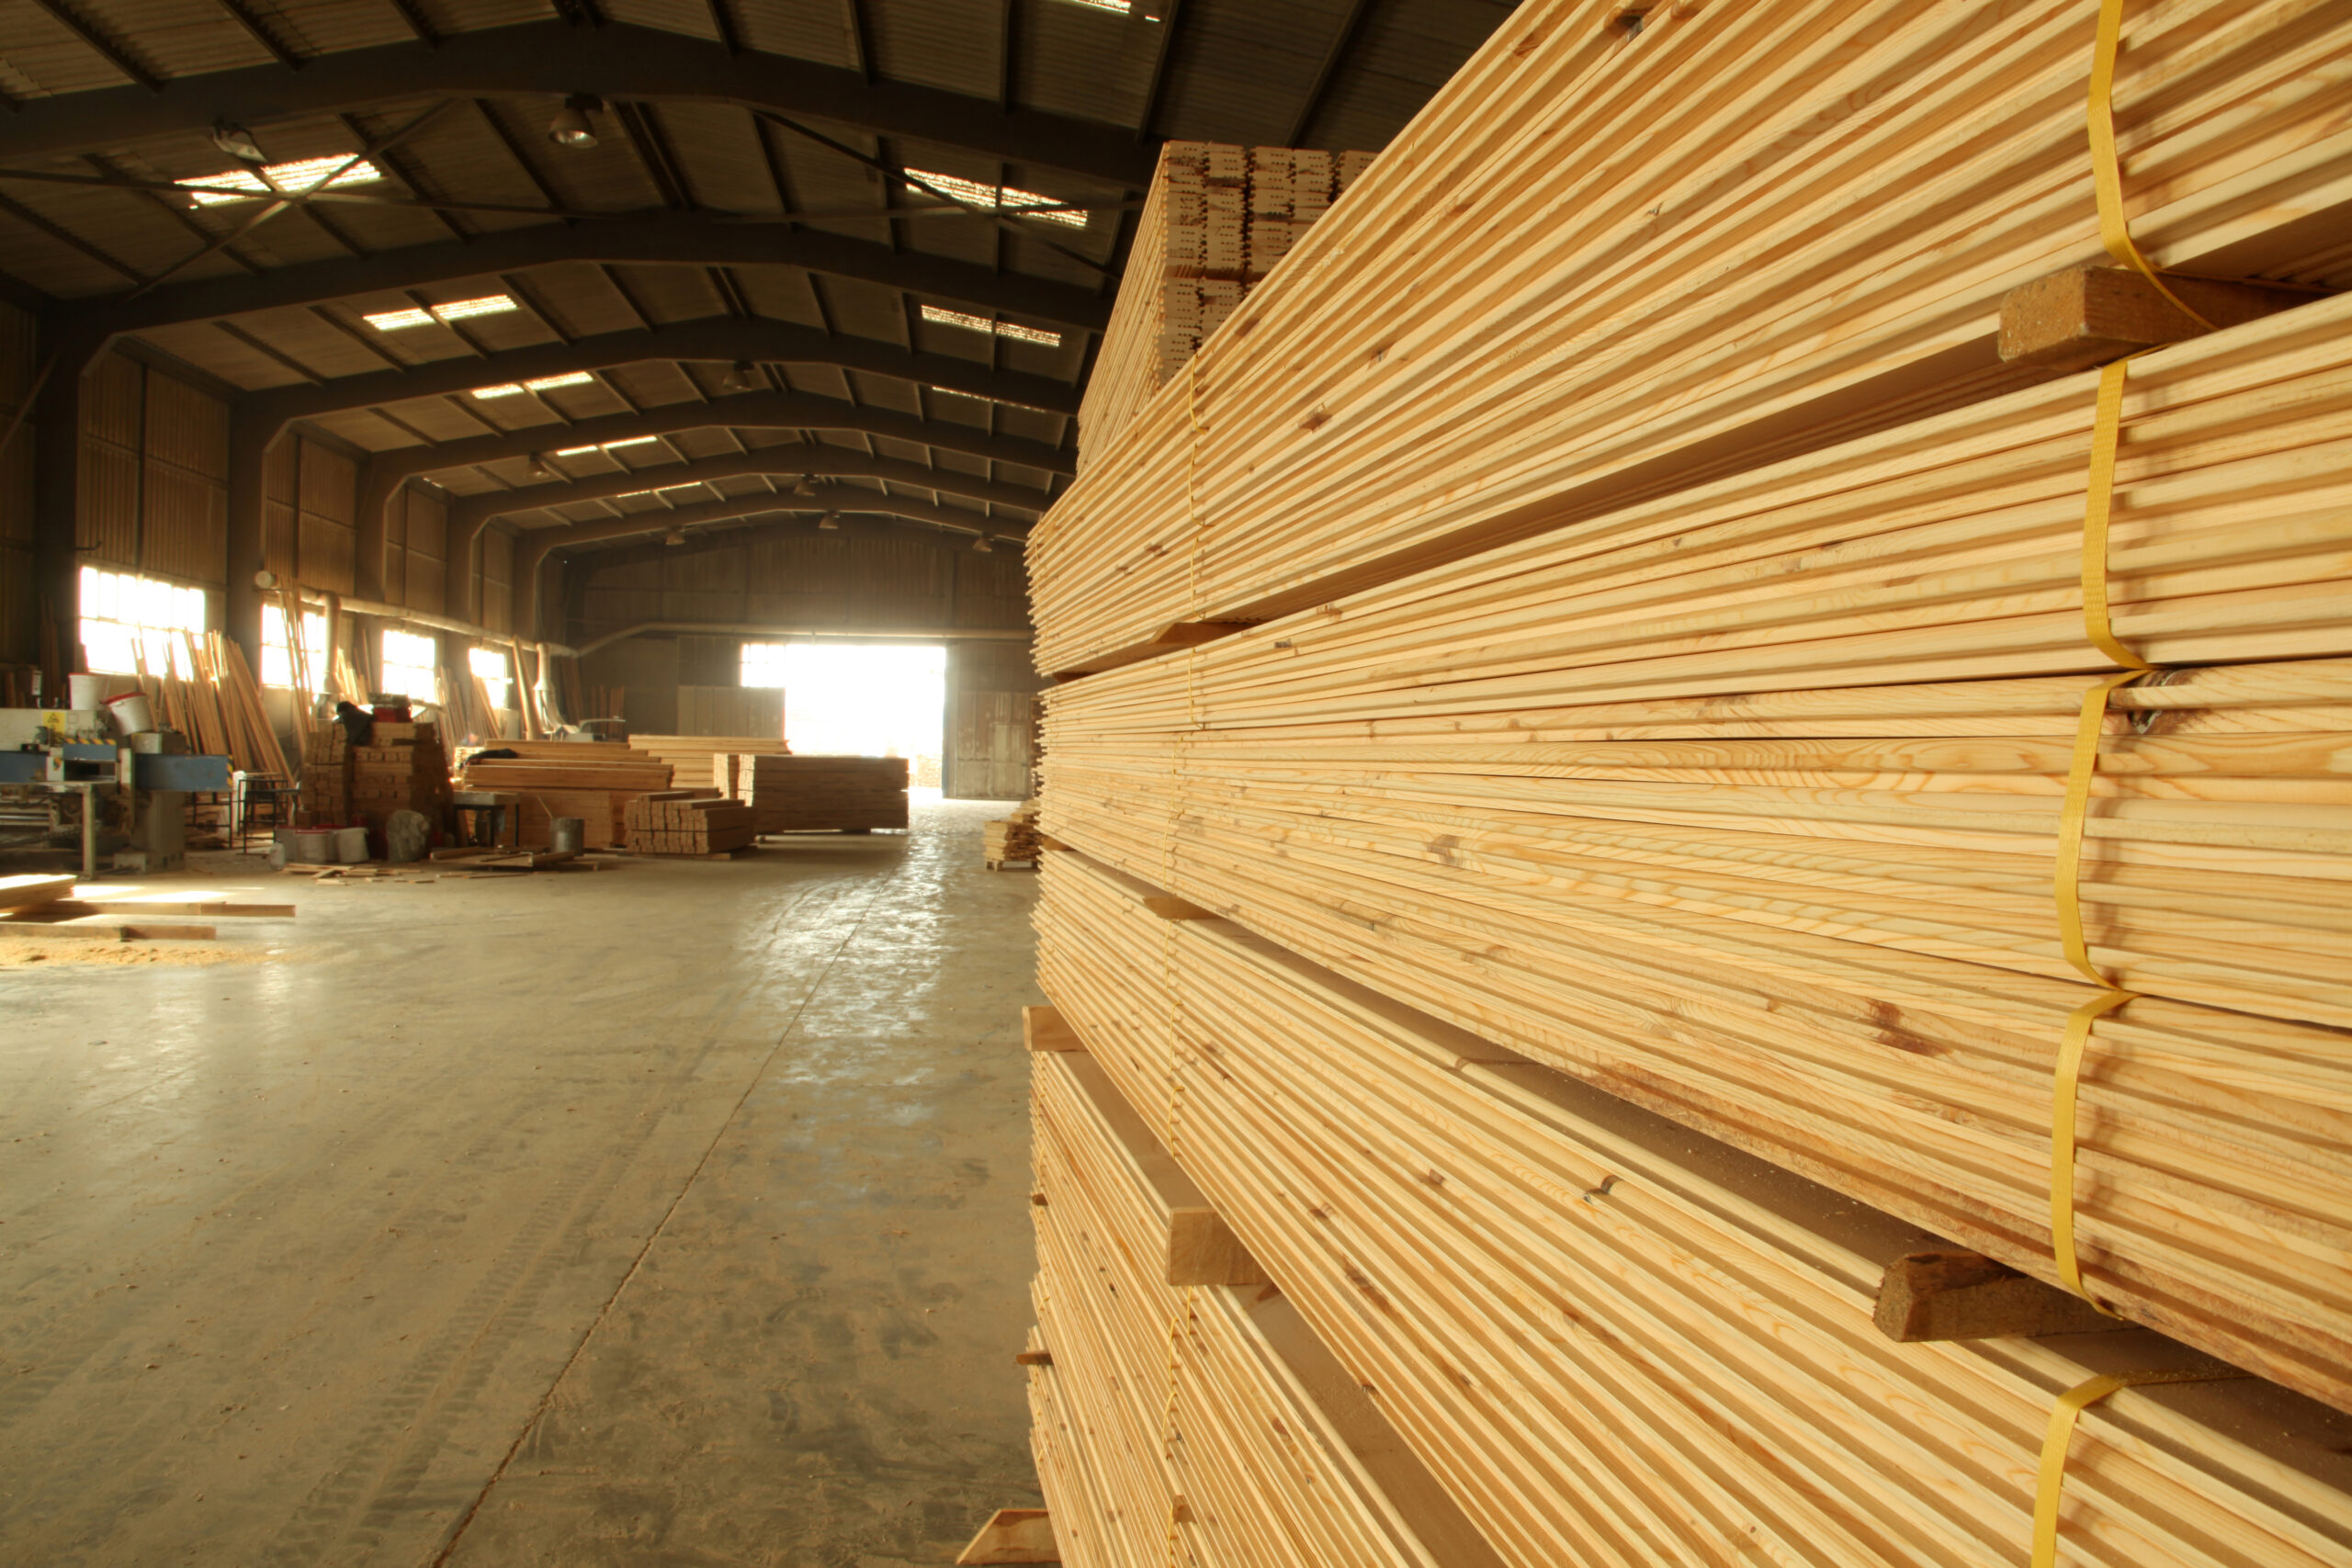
(0, 22), (1157, 185)
(72, 210), (1108, 341)
(456, 446), (1050, 529)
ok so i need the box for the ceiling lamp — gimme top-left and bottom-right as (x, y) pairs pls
(973, 535), (994, 553)
(791, 475), (817, 497)
(210, 121), (266, 163)
(527, 453), (550, 478)
(663, 526), (686, 547)
(548, 95), (603, 149)
(817, 512), (840, 530)
(728, 361), (761, 392)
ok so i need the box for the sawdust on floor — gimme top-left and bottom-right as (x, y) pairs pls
(0, 942), (276, 969)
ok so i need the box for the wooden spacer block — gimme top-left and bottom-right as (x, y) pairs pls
(1149, 618), (1253, 650)
(1014, 1348), (1053, 1367)
(1023, 1005), (1083, 1053)
(1872, 1250), (2122, 1342)
(1997, 265), (2321, 373)
(1036, 832), (1069, 852)
(956, 1507), (1060, 1564)
(1143, 895), (1214, 921)
(1168, 1205), (1267, 1287)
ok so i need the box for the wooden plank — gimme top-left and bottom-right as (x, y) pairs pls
(1996, 265), (2322, 372)
(955, 1508), (1059, 1565)
(1023, 1005), (1082, 1054)
(0, 874), (75, 912)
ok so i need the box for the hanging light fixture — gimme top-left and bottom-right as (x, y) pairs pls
(663, 526), (686, 547)
(548, 94), (603, 149)
(527, 452), (550, 478)
(791, 475), (817, 497)
(728, 361), (761, 392)
(973, 535), (995, 553)
(817, 511), (841, 530)
(210, 121), (266, 163)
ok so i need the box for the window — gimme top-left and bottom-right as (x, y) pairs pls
(177, 154), (382, 206)
(904, 168), (1087, 229)
(469, 646), (512, 709)
(79, 566), (207, 677)
(741, 641), (788, 689)
(363, 294), (519, 332)
(472, 372), (595, 400)
(379, 628), (440, 704)
(919, 305), (1062, 347)
(262, 606), (329, 691)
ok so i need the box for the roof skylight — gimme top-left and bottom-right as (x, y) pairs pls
(363, 294), (520, 332)
(920, 305), (1062, 347)
(905, 168), (1088, 229)
(471, 371), (596, 400)
(178, 155), (383, 206)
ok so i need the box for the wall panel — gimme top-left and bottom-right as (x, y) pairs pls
(0, 300), (36, 662)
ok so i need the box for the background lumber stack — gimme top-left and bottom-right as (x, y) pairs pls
(348, 722), (451, 834)
(1079, 141), (1376, 466)
(457, 740), (675, 847)
(984, 800), (1041, 869)
(297, 725), (351, 827)
(1020, 0), (2352, 1562)
(738, 754), (909, 834)
(630, 734), (794, 798)
(623, 792), (755, 857)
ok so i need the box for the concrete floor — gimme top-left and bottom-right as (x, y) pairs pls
(0, 798), (1046, 1568)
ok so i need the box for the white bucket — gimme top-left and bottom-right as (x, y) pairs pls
(67, 672), (105, 711)
(287, 829), (335, 864)
(105, 691), (153, 736)
(334, 826), (369, 863)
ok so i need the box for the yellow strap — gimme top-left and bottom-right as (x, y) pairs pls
(2079, 359), (2157, 676)
(2032, 1368), (2248, 1566)
(2053, 669), (2148, 983)
(2050, 987), (2135, 1302)
(2087, 0), (2211, 329)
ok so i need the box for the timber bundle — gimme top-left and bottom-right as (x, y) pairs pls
(1019, 1), (2352, 1564)
(737, 754), (910, 834)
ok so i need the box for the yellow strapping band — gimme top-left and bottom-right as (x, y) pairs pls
(2031, 1368), (2247, 1567)
(2050, 986), (2133, 1303)
(2087, 0), (2211, 329)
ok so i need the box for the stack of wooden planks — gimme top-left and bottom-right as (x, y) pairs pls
(1032, 851), (2352, 1567)
(1028, 0), (2352, 676)
(457, 740), (674, 848)
(1026, 1035), (1501, 1568)
(297, 724), (351, 826)
(1079, 141), (1376, 465)
(129, 631), (288, 777)
(348, 721), (451, 834)
(1017, 0), (2352, 1561)
(629, 733), (794, 798)
(739, 754), (909, 834)
(623, 792), (756, 858)
(983, 800), (1042, 870)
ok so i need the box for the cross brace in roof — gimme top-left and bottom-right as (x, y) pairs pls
(456, 446), (1049, 530)
(516, 482), (1020, 635)
(64, 211), (1109, 344)
(364, 387), (1075, 500)
(242, 316), (1082, 446)
(0, 22), (1159, 186)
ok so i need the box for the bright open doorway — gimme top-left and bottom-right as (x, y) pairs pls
(741, 642), (947, 792)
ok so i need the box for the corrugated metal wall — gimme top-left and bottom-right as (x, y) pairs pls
(0, 301), (37, 664)
(480, 529), (513, 634)
(401, 487), (447, 615)
(945, 639), (1046, 800)
(575, 532), (1026, 637)
(74, 351), (231, 608)
(262, 433), (364, 597)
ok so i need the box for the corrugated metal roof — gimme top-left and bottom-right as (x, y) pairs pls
(0, 0), (1507, 524)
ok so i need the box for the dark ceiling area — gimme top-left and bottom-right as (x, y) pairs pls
(0, 0), (1519, 551)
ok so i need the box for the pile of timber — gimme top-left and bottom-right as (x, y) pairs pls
(1, 873), (291, 942)
(1017, 0), (2352, 1562)
(1026, 0), (2352, 676)
(130, 630), (287, 777)
(983, 800), (1042, 870)
(740, 754), (909, 834)
(456, 740), (673, 848)
(1079, 141), (1376, 464)
(623, 792), (756, 858)
(297, 725), (352, 826)
(628, 733), (792, 797)
(1026, 1035), (1503, 1568)
(349, 721), (451, 833)
(1030, 852), (2352, 1567)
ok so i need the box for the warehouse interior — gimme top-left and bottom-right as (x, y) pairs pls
(6, 0), (2352, 1565)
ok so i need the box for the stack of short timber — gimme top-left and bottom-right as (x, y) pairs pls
(457, 740), (673, 848)
(629, 733), (792, 797)
(349, 722), (451, 834)
(1019, 1), (2352, 1563)
(740, 754), (909, 834)
(1078, 140), (1377, 463)
(623, 792), (756, 859)
(296, 724), (351, 827)
(1029, 0), (2352, 675)
(983, 800), (1042, 870)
